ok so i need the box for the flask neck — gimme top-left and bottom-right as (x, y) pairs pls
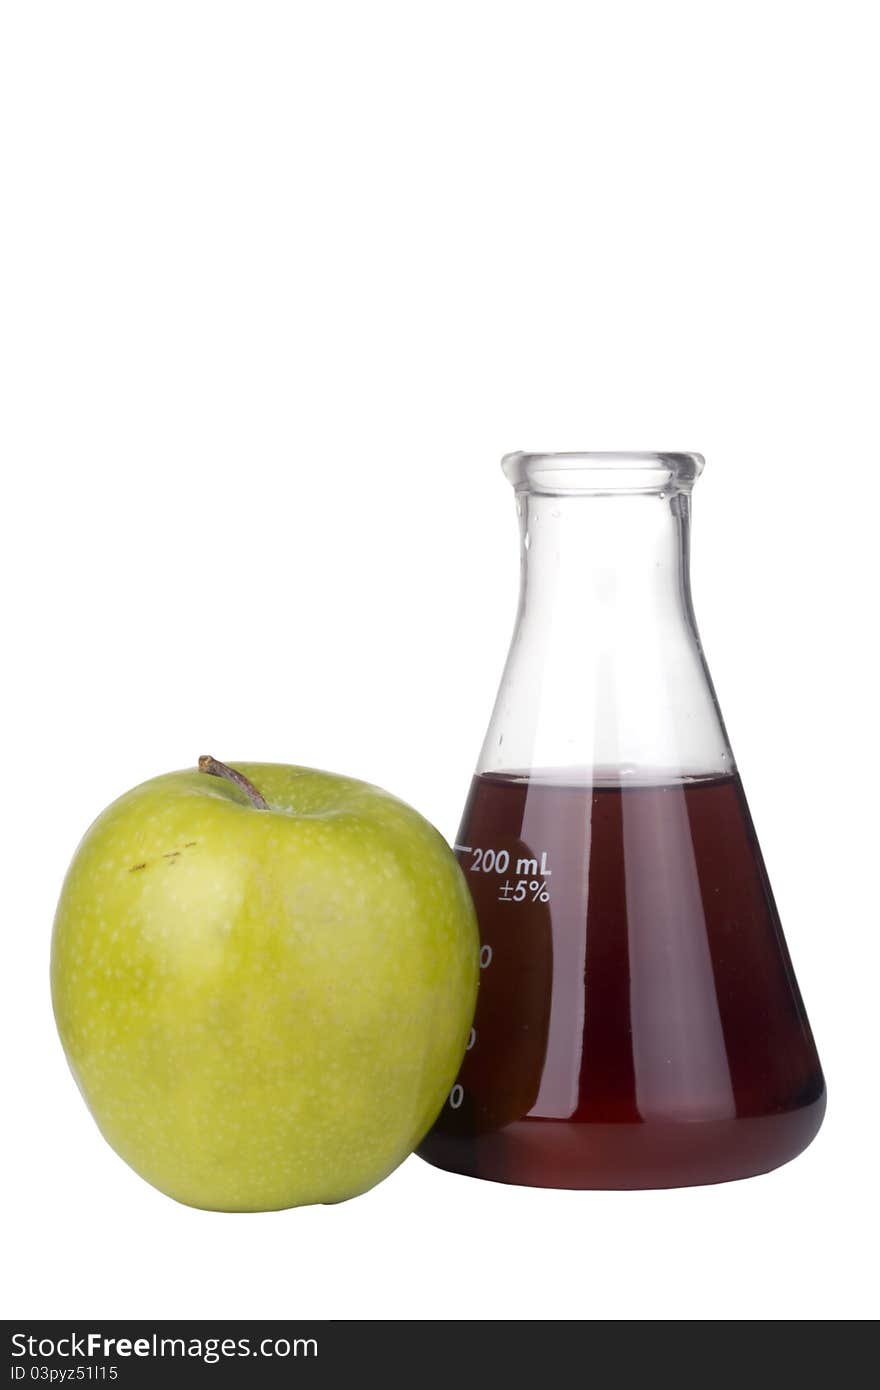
(518, 490), (693, 625)
(479, 487), (732, 781)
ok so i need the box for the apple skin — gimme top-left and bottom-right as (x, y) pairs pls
(51, 763), (479, 1212)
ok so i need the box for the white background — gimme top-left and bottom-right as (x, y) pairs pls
(2, 0), (878, 1322)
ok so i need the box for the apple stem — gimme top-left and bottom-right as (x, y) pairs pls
(198, 755), (269, 810)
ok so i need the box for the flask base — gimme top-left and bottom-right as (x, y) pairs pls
(418, 1094), (826, 1190)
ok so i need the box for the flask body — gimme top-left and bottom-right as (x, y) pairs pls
(419, 453), (825, 1189)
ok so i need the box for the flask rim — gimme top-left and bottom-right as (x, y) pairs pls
(502, 451), (705, 495)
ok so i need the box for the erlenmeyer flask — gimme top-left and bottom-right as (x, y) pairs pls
(420, 451), (825, 1189)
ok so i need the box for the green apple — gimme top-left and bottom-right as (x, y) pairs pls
(51, 757), (479, 1211)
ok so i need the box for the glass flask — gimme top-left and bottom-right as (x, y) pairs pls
(420, 451), (825, 1189)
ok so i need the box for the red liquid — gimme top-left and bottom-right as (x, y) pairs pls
(419, 772), (825, 1188)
